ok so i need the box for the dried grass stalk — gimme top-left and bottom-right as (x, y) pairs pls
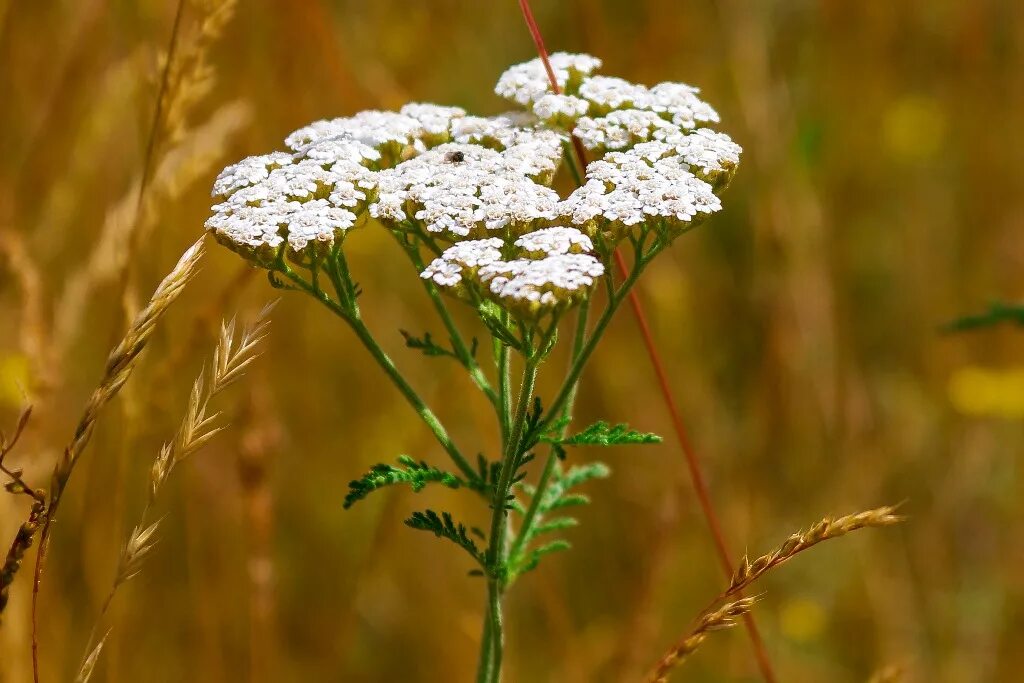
(75, 304), (273, 676)
(647, 597), (758, 683)
(647, 506), (904, 682)
(726, 506), (904, 597)
(0, 240), (204, 623)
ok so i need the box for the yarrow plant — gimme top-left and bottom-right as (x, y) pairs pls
(206, 52), (741, 681)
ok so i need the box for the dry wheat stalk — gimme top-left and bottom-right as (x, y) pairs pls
(74, 629), (110, 683)
(20, 238), (204, 681)
(725, 506), (904, 598)
(0, 240), (204, 627)
(75, 303), (272, 680)
(647, 506), (904, 682)
(50, 238), (206, 508)
(647, 597), (759, 682)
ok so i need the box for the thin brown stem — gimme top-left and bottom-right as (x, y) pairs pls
(513, 2), (778, 679)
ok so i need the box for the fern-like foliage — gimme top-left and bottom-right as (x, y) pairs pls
(401, 330), (479, 363)
(553, 421), (662, 447)
(944, 301), (1024, 332)
(343, 455), (463, 509)
(509, 462), (611, 576)
(405, 509), (484, 565)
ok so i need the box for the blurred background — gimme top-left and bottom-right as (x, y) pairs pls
(2, 1), (1023, 681)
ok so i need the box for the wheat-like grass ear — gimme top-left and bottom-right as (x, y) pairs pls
(648, 506), (904, 682)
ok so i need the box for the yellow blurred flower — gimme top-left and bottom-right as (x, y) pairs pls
(0, 353), (31, 408)
(948, 366), (1024, 419)
(779, 596), (826, 643)
(882, 94), (946, 163)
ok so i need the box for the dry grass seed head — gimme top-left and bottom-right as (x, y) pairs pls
(729, 506), (905, 594)
(647, 596), (759, 683)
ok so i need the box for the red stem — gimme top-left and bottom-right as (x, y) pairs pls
(515, 2), (777, 680)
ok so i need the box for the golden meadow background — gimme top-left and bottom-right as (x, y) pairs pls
(1, 1), (1023, 681)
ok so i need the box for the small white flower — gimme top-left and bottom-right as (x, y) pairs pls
(577, 76), (651, 112)
(420, 238), (504, 287)
(558, 146), (722, 238)
(479, 253), (605, 312)
(370, 143), (559, 239)
(285, 110), (425, 152)
(400, 103), (467, 137)
(645, 129), (742, 187)
(298, 135), (382, 167)
(495, 52), (603, 106)
(212, 152), (295, 197)
(646, 82), (720, 129)
(573, 109), (678, 151)
(514, 226), (593, 257)
(531, 94), (590, 124)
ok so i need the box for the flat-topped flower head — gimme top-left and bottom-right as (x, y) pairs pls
(646, 130), (742, 189)
(577, 76), (652, 113)
(421, 226), (605, 318)
(212, 152), (295, 197)
(399, 103), (466, 145)
(646, 82), (720, 129)
(298, 135), (382, 168)
(558, 146), (722, 241)
(420, 237), (504, 289)
(495, 52), (603, 106)
(449, 113), (538, 148)
(514, 226), (594, 257)
(573, 109), (678, 152)
(478, 253), (605, 317)
(285, 110), (428, 164)
(370, 143), (559, 239)
(531, 94), (590, 127)
(206, 158), (375, 261)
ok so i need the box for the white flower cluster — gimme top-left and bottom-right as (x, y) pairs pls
(494, 52), (603, 106)
(531, 94), (590, 126)
(421, 226), (604, 315)
(207, 103), (565, 259)
(207, 52), (740, 312)
(207, 154), (376, 258)
(558, 144), (722, 238)
(370, 143), (561, 239)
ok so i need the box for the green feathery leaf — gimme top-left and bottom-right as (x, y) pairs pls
(520, 539), (572, 574)
(344, 455), (463, 509)
(555, 421), (662, 447)
(400, 330), (459, 359)
(404, 509), (484, 565)
(508, 462), (610, 577)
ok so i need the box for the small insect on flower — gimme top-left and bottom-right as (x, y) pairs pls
(445, 150), (466, 163)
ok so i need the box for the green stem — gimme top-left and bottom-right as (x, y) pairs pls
(475, 601), (494, 683)
(507, 301), (590, 567)
(538, 240), (665, 434)
(396, 234), (499, 408)
(478, 359), (539, 683)
(278, 265), (477, 483)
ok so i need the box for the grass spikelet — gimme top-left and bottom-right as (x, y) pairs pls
(647, 597), (759, 683)
(74, 304), (273, 676)
(74, 629), (110, 683)
(52, 238), (206, 503)
(726, 506), (905, 596)
(116, 520), (162, 585)
(648, 506), (904, 682)
(0, 239), (203, 626)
